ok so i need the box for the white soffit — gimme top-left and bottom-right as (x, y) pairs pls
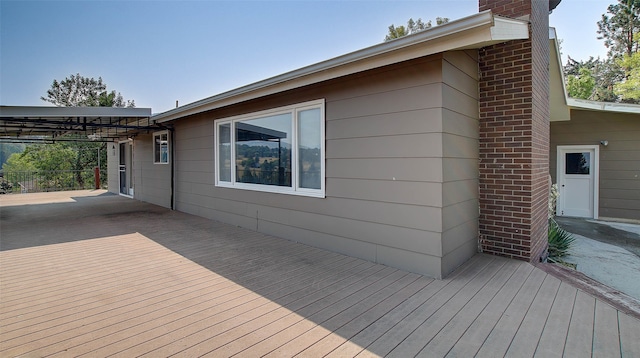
(154, 10), (529, 123)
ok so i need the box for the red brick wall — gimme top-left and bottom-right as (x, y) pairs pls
(478, 0), (550, 262)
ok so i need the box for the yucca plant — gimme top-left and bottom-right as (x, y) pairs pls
(548, 219), (575, 263)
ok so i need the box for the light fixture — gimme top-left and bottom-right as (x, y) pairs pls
(600, 140), (608, 146)
(111, 143), (116, 155)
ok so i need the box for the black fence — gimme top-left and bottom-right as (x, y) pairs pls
(0, 169), (107, 194)
(236, 167), (292, 187)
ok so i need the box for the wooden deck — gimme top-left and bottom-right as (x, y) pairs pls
(1, 190), (639, 357)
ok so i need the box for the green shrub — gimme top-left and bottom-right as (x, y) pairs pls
(548, 219), (575, 263)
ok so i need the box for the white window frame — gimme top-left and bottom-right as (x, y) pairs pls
(153, 131), (170, 164)
(214, 99), (325, 198)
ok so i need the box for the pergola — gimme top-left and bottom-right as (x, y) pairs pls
(0, 106), (153, 143)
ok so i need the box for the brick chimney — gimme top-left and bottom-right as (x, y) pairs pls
(478, 0), (551, 262)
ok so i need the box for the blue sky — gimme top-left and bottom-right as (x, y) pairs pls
(1, 0), (614, 114)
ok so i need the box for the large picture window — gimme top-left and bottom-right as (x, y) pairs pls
(153, 131), (169, 164)
(215, 100), (325, 197)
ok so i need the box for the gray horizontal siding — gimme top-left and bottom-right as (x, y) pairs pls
(168, 52), (480, 278)
(132, 134), (172, 208)
(327, 133), (444, 159)
(327, 83), (443, 120)
(440, 50), (480, 276)
(327, 178), (443, 207)
(327, 109), (444, 139)
(327, 158), (444, 182)
(257, 205), (443, 256)
(551, 109), (640, 221)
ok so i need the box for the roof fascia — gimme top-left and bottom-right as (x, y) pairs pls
(567, 98), (640, 114)
(549, 28), (572, 121)
(154, 10), (529, 123)
(548, 27), (640, 118)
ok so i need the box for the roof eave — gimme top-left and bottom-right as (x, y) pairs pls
(547, 28), (640, 118)
(567, 98), (640, 114)
(0, 106), (151, 118)
(153, 10), (529, 124)
(549, 28), (572, 121)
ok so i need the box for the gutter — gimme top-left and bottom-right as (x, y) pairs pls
(567, 98), (640, 114)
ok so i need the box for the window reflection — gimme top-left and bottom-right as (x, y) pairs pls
(235, 113), (292, 187)
(154, 132), (169, 164)
(215, 100), (324, 196)
(565, 152), (590, 175)
(298, 108), (321, 189)
(218, 123), (231, 182)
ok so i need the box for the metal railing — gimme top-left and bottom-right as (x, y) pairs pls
(0, 169), (107, 194)
(235, 167), (292, 186)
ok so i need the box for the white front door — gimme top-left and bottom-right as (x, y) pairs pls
(556, 145), (599, 218)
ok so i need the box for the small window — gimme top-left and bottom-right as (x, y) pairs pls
(215, 100), (325, 197)
(154, 131), (169, 164)
(565, 152), (589, 174)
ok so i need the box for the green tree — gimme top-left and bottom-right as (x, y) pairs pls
(21, 144), (75, 171)
(2, 151), (36, 173)
(564, 1), (640, 103)
(384, 17), (449, 41)
(98, 90), (133, 107)
(2, 142), (107, 191)
(41, 73), (135, 107)
(0, 143), (25, 167)
(615, 48), (640, 100)
(4, 74), (133, 190)
(42, 74), (132, 186)
(566, 67), (596, 99)
(597, 0), (640, 58)
(564, 56), (624, 102)
(2, 144), (75, 191)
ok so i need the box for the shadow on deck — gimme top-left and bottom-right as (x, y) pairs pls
(1, 190), (639, 357)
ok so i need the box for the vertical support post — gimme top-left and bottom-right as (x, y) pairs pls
(94, 166), (100, 189)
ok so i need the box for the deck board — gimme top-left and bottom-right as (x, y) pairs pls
(261, 269), (410, 357)
(444, 261), (534, 357)
(326, 276), (448, 358)
(387, 258), (508, 357)
(619, 311), (640, 356)
(473, 266), (548, 358)
(1, 191), (639, 358)
(563, 290), (596, 357)
(291, 274), (427, 357)
(505, 275), (562, 357)
(592, 300), (621, 357)
(417, 259), (521, 357)
(102, 258), (375, 357)
(209, 270), (415, 357)
(356, 255), (495, 357)
(533, 281), (577, 357)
